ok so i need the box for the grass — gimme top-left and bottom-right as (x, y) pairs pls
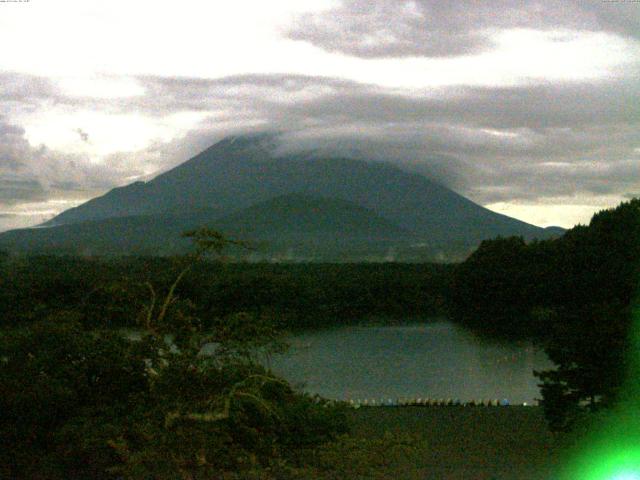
(298, 406), (562, 480)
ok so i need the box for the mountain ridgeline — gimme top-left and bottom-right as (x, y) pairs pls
(0, 133), (562, 260)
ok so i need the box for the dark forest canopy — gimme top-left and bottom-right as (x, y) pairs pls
(450, 198), (640, 430)
(0, 198), (637, 437)
(0, 258), (452, 331)
(450, 198), (639, 339)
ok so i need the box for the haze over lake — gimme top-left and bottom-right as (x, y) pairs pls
(270, 321), (551, 405)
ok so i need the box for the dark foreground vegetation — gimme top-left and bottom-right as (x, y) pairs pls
(0, 256), (451, 331)
(451, 198), (640, 432)
(342, 406), (559, 480)
(0, 318), (347, 479)
(0, 231), (352, 479)
(0, 316), (559, 479)
(0, 199), (637, 478)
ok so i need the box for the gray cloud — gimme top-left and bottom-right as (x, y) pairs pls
(0, 115), (129, 209)
(131, 71), (640, 132)
(0, 67), (638, 225)
(0, 2), (637, 230)
(278, 79), (640, 203)
(129, 72), (640, 205)
(287, 0), (640, 58)
(0, 178), (47, 204)
(0, 72), (59, 107)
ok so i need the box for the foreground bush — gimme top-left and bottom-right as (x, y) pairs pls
(0, 315), (347, 479)
(0, 230), (348, 479)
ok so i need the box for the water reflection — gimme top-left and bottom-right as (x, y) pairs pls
(269, 321), (551, 404)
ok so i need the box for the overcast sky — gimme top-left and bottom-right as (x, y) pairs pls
(1, 0), (638, 231)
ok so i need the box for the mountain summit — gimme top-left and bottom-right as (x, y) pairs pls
(0, 133), (560, 261)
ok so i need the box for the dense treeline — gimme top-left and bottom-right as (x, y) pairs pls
(0, 231), (355, 479)
(449, 236), (561, 339)
(451, 199), (639, 340)
(0, 257), (452, 330)
(450, 198), (640, 430)
(2, 199), (637, 439)
(3, 229), (484, 479)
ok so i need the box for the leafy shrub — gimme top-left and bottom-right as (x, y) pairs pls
(0, 230), (348, 479)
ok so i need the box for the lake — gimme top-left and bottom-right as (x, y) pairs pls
(268, 321), (551, 405)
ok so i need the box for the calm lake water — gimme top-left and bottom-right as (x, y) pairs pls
(268, 321), (551, 405)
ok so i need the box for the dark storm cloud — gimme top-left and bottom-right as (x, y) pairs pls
(287, 0), (640, 58)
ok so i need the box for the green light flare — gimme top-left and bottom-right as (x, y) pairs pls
(611, 473), (640, 480)
(559, 296), (640, 480)
(564, 446), (640, 480)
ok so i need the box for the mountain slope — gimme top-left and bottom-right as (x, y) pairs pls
(2, 133), (562, 259)
(0, 194), (416, 259)
(214, 193), (410, 240)
(44, 134), (553, 242)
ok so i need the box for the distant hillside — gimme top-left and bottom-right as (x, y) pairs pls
(214, 193), (410, 240)
(1, 133), (562, 260)
(0, 194), (418, 260)
(213, 193), (419, 261)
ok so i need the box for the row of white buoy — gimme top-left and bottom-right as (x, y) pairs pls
(346, 398), (527, 407)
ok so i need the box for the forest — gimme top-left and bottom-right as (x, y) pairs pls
(450, 198), (640, 431)
(0, 256), (452, 331)
(0, 198), (638, 478)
